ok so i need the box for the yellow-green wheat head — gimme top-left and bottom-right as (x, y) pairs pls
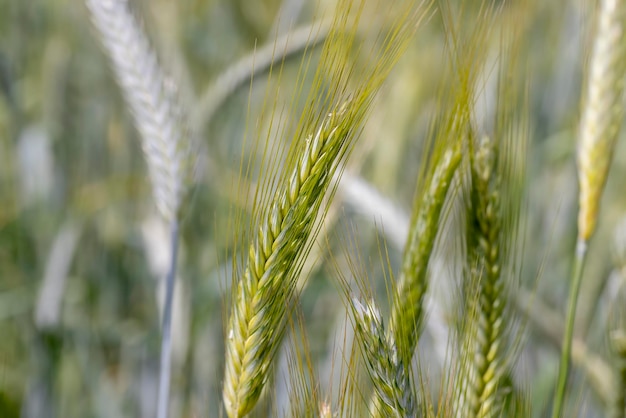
(577, 0), (626, 242)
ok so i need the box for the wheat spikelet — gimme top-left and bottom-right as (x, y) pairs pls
(85, 0), (193, 221)
(350, 297), (415, 418)
(577, 0), (626, 242)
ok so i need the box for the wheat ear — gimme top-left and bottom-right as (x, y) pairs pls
(223, 101), (359, 418)
(222, 1), (426, 414)
(455, 134), (508, 418)
(387, 0), (495, 364)
(554, 1), (626, 415)
(85, 2), (194, 418)
(350, 297), (415, 418)
(577, 0), (626, 242)
(388, 141), (463, 365)
(85, 0), (193, 223)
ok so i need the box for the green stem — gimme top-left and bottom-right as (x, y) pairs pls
(552, 238), (588, 418)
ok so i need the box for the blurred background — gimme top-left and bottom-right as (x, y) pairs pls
(1, 0), (626, 417)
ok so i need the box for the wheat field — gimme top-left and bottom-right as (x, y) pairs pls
(0, 0), (626, 417)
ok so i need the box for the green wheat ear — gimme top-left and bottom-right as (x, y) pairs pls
(452, 19), (529, 417)
(222, 1), (428, 416)
(387, 1), (497, 368)
(352, 297), (414, 418)
(329, 225), (417, 417)
(454, 132), (522, 418)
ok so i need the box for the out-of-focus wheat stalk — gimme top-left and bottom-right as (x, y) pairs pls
(555, 0), (626, 415)
(192, 20), (332, 133)
(610, 330), (626, 418)
(84, 2), (195, 418)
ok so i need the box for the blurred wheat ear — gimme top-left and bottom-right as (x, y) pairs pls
(555, 0), (626, 414)
(84, 1), (196, 418)
(577, 0), (626, 243)
(85, 0), (195, 223)
(454, 131), (523, 418)
(387, 0), (495, 366)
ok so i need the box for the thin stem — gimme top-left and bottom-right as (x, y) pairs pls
(157, 219), (180, 418)
(552, 238), (588, 418)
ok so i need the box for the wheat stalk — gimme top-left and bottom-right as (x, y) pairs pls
(609, 330), (626, 418)
(610, 225), (626, 418)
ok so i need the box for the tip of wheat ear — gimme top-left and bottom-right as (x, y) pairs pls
(577, 0), (626, 242)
